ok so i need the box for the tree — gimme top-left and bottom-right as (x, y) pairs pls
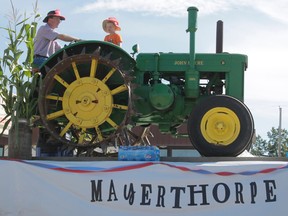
(249, 135), (267, 156)
(266, 127), (288, 157)
(250, 127), (288, 157)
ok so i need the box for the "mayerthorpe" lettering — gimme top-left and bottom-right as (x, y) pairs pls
(90, 179), (277, 209)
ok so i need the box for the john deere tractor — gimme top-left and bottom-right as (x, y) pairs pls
(37, 7), (254, 157)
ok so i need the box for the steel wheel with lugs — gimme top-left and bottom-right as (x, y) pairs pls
(38, 41), (135, 154)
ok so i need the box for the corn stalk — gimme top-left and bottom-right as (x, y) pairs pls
(0, 0), (40, 140)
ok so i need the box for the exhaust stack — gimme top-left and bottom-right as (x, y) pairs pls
(216, 20), (223, 53)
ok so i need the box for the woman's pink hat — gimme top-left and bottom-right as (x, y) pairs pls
(43, 9), (65, 23)
(102, 17), (121, 32)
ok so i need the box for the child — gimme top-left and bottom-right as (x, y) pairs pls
(102, 17), (122, 46)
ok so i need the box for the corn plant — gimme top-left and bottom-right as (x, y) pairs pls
(0, 0), (40, 136)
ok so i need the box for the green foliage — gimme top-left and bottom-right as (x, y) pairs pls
(266, 127), (288, 157)
(0, 0), (40, 135)
(250, 127), (288, 157)
(249, 135), (267, 156)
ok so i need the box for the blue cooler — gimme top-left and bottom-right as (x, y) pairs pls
(118, 146), (160, 161)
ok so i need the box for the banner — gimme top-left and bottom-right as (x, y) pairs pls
(0, 159), (287, 216)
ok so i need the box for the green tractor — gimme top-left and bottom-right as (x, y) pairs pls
(37, 7), (254, 157)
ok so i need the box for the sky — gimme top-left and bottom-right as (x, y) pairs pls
(0, 0), (288, 140)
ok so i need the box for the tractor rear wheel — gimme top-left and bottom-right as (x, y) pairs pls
(38, 44), (133, 155)
(187, 95), (254, 157)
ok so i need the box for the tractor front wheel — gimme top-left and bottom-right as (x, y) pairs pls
(187, 95), (254, 157)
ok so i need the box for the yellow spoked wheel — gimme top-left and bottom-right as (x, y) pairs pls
(187, 95), (254, 157)
(38, 45), (133, 154)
